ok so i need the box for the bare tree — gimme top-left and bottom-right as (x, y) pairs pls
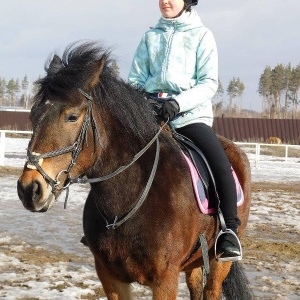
(212, 78), (224, 116)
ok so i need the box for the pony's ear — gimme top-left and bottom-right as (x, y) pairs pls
(47, 54), (63, 75)
(88, 55), (107, 89)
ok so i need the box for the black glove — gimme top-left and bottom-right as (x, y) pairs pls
(157, 99), (180, 121)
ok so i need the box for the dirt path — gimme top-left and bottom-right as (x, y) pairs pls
(1, 167), (299, 299)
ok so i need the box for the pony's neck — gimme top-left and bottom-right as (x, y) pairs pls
(85, 109), (152, 206)
(89, 140), (157, 219)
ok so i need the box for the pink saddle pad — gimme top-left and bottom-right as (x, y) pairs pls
(182, 152), (244, 215)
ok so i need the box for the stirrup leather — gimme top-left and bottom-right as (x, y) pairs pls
(214, 229), (243, 262)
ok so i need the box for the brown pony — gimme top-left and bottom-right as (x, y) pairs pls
(17, 42), (252, 300)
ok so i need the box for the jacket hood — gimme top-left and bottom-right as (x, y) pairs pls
(155, 8), (203, 32)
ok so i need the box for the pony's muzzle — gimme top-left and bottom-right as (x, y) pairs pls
(17, 177), (55, 212)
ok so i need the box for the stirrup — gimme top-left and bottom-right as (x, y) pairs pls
(214, 229), (243, 262)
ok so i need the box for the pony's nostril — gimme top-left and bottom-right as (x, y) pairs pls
(17, 180), (25, 201)
(32, 180), (42, 201)
(17, 179), (44, 210)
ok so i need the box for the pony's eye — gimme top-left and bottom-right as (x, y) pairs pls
(65, 114), (79, 122)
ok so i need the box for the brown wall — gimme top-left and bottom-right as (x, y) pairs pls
(1, 111), (300, 144)
(0, 111), (31, 131)
(213, 117), (300, 144)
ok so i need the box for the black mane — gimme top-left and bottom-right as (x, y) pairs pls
(34, 41), (158, 141)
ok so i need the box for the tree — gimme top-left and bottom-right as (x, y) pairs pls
(6, 78), (20, 106)
(212, 78), (224, 116)
(32, 76), (42, 96)
(21, 75), (30, 108)
(6, 79), (16, 105)
(0, 77), (6, 106)
(271, 64), (285, 118)
(258, 63), (300, 119)
(258, 66), (272, 116)
(111, 60), (120, 77)
(282, 63), (292, 118)
(289, 64), (300, 118)
(226, 77), (245, 115)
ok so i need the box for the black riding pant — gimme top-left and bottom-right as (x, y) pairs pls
(176, 123), (241, 230)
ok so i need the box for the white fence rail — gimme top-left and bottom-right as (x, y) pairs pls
(236, 142), (300, 166)
(0, 130), (299, 167)
(0, 130), (32, 167)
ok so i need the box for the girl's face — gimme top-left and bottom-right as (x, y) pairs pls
(159, 0), (185, 18)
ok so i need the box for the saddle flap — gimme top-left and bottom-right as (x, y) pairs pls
(172, 131), (214, 195)
(173, 131), (244, 215)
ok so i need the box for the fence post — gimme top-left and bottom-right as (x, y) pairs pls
(255, 143), (260, 166)
(285, 145), (288, 162)
(0, 131), (5, 166)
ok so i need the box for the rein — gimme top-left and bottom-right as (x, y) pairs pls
(69, 124), (163, 185)
(93, 138), (160, 230)
(26, 88), (166, 228)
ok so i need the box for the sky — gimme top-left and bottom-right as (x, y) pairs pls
(0, 0), (299, 111)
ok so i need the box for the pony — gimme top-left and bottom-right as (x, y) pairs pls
(17, 42), (252, 300)
(267, 136), (282, 144)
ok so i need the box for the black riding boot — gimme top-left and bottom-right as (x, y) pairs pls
(216, 228), (242, 261)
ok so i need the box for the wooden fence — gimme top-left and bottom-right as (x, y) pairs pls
(0, 111), (31, 131)
(1, 111), (300, 145)
(213, 117), (300, 144)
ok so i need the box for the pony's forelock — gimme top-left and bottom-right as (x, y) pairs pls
(33, 41), (157, 142)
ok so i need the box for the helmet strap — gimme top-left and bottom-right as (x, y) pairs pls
(173, 5), (188, 18)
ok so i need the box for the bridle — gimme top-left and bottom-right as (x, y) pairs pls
(26, 88), (164, 228)
(26, 89), (100, 193)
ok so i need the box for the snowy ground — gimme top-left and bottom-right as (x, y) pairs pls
(0, 138), (299, 299)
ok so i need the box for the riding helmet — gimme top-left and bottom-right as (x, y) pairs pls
(184, 0), (198, 6)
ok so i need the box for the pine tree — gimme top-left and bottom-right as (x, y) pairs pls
(290, 64), (300, 117)
(111, 60), (120, 77)
(258, 63), (300, 118)
(271, 64), (285, 118)
(6, 79), (16, 105)
(21, 75), (30, 108)
(0, 77), (6, 106)
(258, 66), (272, 116)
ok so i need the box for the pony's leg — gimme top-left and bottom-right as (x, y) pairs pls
(185, 267), (204, 300)
(203, 260), (232, 300)
(94, 258), (132, 300)
(151, 271), (179, 300)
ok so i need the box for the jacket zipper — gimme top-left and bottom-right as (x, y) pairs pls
(162, 22), (176, 84)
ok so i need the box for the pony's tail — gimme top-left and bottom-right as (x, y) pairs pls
(222, 262), (254, 300)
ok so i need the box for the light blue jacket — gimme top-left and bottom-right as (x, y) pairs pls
(128, 9), (218, 128)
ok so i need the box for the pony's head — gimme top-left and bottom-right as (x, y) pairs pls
(17, 42), (109, 211)
(17, 41), (157, 212)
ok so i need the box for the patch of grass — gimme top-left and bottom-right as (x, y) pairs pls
(260, 145), (300, 158)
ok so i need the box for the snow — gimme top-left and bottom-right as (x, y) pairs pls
(0, 137), (300, 299)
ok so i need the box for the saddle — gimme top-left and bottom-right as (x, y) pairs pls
(148, 98), (244, 262)
(172, 131), (244, 215)
(147, 97), (244, 215)
(172, 130), (245, 263)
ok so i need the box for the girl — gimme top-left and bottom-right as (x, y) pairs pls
(128, 0), (242, 261)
